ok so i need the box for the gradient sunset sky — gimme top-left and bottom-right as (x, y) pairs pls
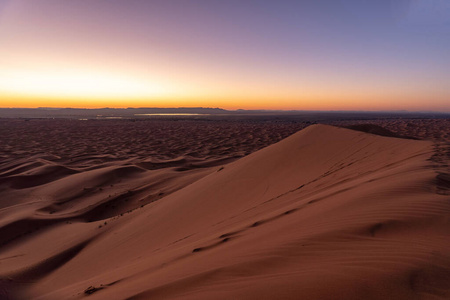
(0, 0), (449, 111)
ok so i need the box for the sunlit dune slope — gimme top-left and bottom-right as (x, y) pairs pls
(1, 124), (449, 300)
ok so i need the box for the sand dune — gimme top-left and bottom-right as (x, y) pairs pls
(0, 124), (449, 299)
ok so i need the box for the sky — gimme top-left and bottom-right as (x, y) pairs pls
(0, 0), (449, 111)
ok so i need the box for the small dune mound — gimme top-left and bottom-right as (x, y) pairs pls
(344, 124), (418, 139)
(2, 164), (79, 189)
(137, 157), (189, 170)
(9, 239), (92, 281)
(0, 161), (45, 177)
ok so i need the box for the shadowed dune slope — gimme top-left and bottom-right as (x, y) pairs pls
(1, 124), (449, 300)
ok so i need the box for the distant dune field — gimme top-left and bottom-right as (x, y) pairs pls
(0, 119), (449, 299)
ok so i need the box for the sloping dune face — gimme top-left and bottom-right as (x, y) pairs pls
(1, 125), (449, 300)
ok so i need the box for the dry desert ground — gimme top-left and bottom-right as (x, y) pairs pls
(0, 118), (449, 299)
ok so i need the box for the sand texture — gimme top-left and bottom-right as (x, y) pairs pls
(0, 121), (449, 299)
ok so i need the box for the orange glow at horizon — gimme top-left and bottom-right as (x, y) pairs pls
(1, 55), (448, 111)
(1, 60), (448, 111)
(2, 90), (449, 112)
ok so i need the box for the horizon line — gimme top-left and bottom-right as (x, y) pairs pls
(0, 106), (449, 114)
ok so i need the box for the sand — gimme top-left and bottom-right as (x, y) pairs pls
(328, 118), (450, 144)
(0, 120), (449, 299)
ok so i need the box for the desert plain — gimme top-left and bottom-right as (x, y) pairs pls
(0, 115), (449, 299)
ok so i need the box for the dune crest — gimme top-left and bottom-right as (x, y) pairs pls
(1, 124), (449, 300)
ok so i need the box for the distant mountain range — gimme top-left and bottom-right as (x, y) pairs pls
(0, 107), (229, 118)
(0, 107), (448, 119)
